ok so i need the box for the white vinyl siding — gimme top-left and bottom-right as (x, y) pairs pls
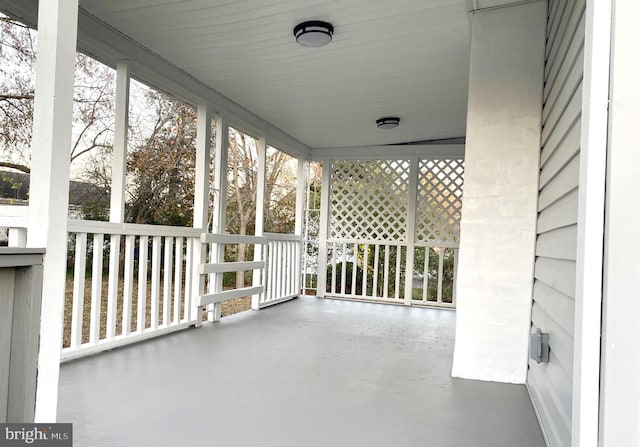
(528, 0), (586, 446)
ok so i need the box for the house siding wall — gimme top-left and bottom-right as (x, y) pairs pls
(528, 0), (586, 445)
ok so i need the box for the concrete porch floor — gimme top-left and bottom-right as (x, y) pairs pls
(57, 296), (545, 447)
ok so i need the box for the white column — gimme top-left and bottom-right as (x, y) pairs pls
(294, 158), (306, 294)
(109, 61), (130, 223)
(252, 136), (266, 310)
(451, 1), (546, 384)
(294, 158), (306, 237)
(404, 156), (419, 305)
(192, 104), (211, 324)
(315, 158), (332, 298)
(599, 0), (640, 444)
(27, 0), (79, 422)
(210, 114), (229, 321)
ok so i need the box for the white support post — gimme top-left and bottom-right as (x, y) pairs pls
(210, 114), (229, 321)
(404, 156), (419, 305)
(252, 136), (266, 310)
(599, 0), (640, 444)
(315, 159), (332, 298)
(572, 0), (611, 444)
(109, 61), (129, 223)
(294, 158), (306, 294)
(192, 104), (211, 327)
(27, 0), (79, 422)
(596, 0), (640, 447)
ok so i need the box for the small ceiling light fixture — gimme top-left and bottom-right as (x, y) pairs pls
(294, 20), (334, 47)
(376, 117), (400, 129)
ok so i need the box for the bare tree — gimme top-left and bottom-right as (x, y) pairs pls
(0, 15), (116, 179)
(125, 90), (197, 226)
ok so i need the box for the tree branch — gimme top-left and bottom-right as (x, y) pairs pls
(0, 161), (30, 173)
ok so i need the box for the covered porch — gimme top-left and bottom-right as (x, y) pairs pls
(58, 296), (544, 447)
(1, 0), (639, 446)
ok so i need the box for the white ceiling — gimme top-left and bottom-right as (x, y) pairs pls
(80, 0), (473, 149)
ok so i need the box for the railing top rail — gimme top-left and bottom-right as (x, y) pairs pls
(67, 219), (203, 238)
(201, 233), (268, 245)
(413, 241), (460, 248)
(327, 238), (406, 246)
(0, 204), (28, 228)
(326, 237), (459, 248)
(264, 232), (303, 242)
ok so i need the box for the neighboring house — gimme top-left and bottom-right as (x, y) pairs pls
(0, 170), (109, 244)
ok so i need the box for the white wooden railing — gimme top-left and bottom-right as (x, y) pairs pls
(326, 239), (457, 308)
(0, 211), (305, 359)
(195, 233), (267, 325)
(195, 232), (302, 322)
(260, 233), (302, 308)
(62, 220), (202, 360)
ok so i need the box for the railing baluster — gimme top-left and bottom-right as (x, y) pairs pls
(184, 238), (193, 321)
(295, 239), (302, 294)
(89, 234), (103, 344)
(340, 242), (347, 294)
(372, 244), (379, 298)
(288, 242), (292, 295)
(122, 235), (135, 337)
(163, 236), (174, 327)
(437, 248), (444, 304)
(361, 244), (368, 298)
(137, 235), (149, 333)
(278, 241), (284, 299)
(267, 242), (273, 301)
(173, 237), (183, 325)
(70, 233), (87, 349)
(423, 247), (429, 302)
(289, 241), (295, 295)
(395, 245), (401, 300)
(151, 236), (162, 330)
(106, 234), (121, 340)
(383, 245), (390, 299)
(351, 243), (358, 296)
(331, 243), (337, 294)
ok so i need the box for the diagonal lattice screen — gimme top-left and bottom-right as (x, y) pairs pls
(416, 159), (464, 244)
(330, 160), (410, 242)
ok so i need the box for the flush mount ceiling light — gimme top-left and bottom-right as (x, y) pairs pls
(294, 20), (334, 47)
(376, 117), (400, 129)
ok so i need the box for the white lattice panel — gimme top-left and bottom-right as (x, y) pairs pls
(330, 160), (410, 242)
(416, 159), (464, 244)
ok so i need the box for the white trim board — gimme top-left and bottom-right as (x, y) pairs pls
(311, 144), (465, 160)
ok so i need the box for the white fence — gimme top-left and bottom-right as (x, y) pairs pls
(61, 224), (304, 359)
(325, 239), (457, 308)
(62, 220), (202, 360)
(261, 233), (302, 308)
(195, 233), (267, 325)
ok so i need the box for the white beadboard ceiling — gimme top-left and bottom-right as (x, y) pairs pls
(77, 0), (515, 149)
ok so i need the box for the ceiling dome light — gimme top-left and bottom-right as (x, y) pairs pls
(294, 21), (334, 47)
(376, 117), (400, 129)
